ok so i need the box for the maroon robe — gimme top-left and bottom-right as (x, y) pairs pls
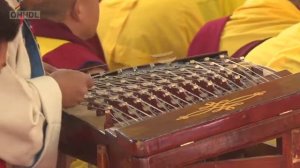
(30, 19), (106, 70)
(188, 16), (267, 58)
(0, 160), (5, 168)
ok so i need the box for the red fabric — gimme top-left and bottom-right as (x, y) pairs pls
(87, 35), (106, 63)
(0, 160), (6, 168)
(188, 16), (230, 57)
(31, 19), (85, 45)
(43, 43), (104, 70)
(30, 19), (106, 68)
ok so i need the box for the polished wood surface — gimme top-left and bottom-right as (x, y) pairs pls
(131, 110), (300, 167)
(117, 73), (300, 157)
(59, 53), (300, 168)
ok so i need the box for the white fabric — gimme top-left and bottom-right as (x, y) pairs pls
(0, 1), (62, 167)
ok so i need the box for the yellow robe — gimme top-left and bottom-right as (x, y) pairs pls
(195, 0), (244, 21)
(246, 22), (300, 74)
(220, 0), (300, 56)
(98, 0), (205, 70)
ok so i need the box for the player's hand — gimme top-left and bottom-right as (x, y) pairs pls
(50, 69), (94, 108)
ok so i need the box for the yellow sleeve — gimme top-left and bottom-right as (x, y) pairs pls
(246, 22), (300, 74)
(267, 45), (300, 74)
(245, 36), (283, 67)
(246, 37), (300, 74)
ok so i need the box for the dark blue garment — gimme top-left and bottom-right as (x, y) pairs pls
(22, 20), (44, 78)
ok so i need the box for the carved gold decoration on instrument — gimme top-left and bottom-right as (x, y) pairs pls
(176, 91), (266, 120)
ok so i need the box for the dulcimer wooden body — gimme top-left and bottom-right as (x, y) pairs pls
(60, 52), (300, 168)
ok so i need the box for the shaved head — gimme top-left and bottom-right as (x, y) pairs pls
(0, 0), (20, 41)
(22, 0), (99, 40)
(23, 0), (76, 21)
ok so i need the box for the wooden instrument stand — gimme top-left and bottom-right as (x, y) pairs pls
(94, 109), (300, 168)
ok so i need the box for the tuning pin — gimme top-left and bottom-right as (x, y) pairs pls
(177, 88), (184, 93)
(96, 90), (108, 95)
(214, 74), (219, 78)
(182, 80), (191, 86)
(163, 92), (171, 97)
(84, 92), (93, 99)
(219, 54), (226, 59)
(149, 95), (157, 100)
(190, 60), (196, 64)
(186, 96), (194, 102)
(157, 102), (165, 109)
(94, 99), (104, 104)
(219, 66), (225, 72)
(191, 73), (198, 77)
(134, 98), (142, 104)
(142, 105), (151, 112)
(234, 75), (241, 80)
(232, 64), (238, 69)
(154, 86), (163, 91)
(207, 80), (213, 87)
(132, 67), (138, 72)
(127, 84), (139, 89)
(119, 102), (128, 107)
(233, 75), (243, 86)
(110, 95), (119, 100)
(226, 71), (233, 76)
(165, 70), (172, 74)
(124, 92), (133, 97)
(150, 63), (155, 68)
(168, 83), (177, 88)
(150, 73), (157, 77)
(111, 87), (124, 92)
(176, 76), (185, 80)
(195, 65), (201, 69)
(157, 79), (169, 83)
(128, 108), (137, 115)
(179, 68), (186, 72)
(171, 99), (180, 105)
(138, 90), (147, 94)
(141, 82), (153, 87)
(221, 78), (228, 84)
(192, 84), (199, 90)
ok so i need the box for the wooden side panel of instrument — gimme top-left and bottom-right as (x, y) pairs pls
(60, 112), (108, 164)
(131, 110), (300, 167)
(115, 73), (300, 157)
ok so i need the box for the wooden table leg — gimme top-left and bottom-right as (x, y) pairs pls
(283, 131), (293, 168)
(97, 145), (109, 168)
(292, 129), (300, 168)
